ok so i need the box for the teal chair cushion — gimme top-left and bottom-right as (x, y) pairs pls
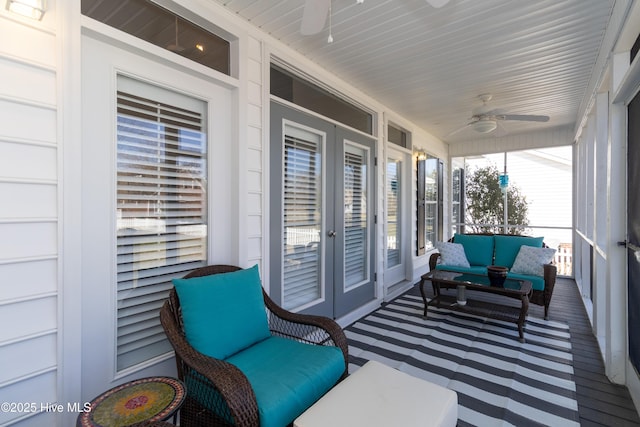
(507, 272), (545, 291)
(494, 235), (544, 268)
(226, 336), (345, 427)
(172, 265), (271, 360)
(453, 234), (495, 266)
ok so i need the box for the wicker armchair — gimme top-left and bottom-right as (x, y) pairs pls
(160, 265), (348, 427)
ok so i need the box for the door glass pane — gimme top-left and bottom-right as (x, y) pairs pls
(387, 158), (401, 268)
(116, 75), (207, 371)
(82, 0), (231, 75)
(424, 158), (438, 250)
(344, 142), (369, 289)
(271, 65), (373, 135)
(282, 125), (323, 310)
(387, 124), (408, 149)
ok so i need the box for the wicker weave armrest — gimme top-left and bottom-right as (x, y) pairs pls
(429, 252), (441, 271)
(543, 262), (557, 284)
(160, 300), (259, 427)
(542, 263), (557, 317)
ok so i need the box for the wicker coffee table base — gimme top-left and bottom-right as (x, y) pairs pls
(420, 272), (531, 343)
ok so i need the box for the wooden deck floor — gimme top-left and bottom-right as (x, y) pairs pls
(543, 278), (640, 426)
(410, 277), (640, 426)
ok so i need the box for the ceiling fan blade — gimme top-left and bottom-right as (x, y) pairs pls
(444, 122), (472, 139)
(426, 0), (451, 8)
(499, 114), (550, 122)
(300, 0), (331, 35)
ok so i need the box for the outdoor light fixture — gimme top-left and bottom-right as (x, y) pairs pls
(416, 150), (427, 161)
(6, 0), (45, 20)
(472, 119), (498, 134)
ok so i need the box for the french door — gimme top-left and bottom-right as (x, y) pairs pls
(270, 102), (375, 318)
(384, 148), (409, 287)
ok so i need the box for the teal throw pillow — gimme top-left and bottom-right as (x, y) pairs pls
(453, 234), (495, 266)
(435, 241), (470, 268)
(511, 246), (556, 277)
(494, 235), (544, 268)
(172, 265), (271, 360)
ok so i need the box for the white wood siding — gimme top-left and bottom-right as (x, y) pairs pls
(245, 36), (265, 268)
(0, 3), (59, 426)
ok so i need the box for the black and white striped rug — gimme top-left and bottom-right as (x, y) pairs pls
(346, 294), (579, 426)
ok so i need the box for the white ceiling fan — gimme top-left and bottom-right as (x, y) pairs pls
(448, 94), (550, 136)
(300, 0), (451, 36)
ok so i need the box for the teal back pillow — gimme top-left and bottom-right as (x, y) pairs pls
(172, 265), (271, 360)
(494, 235), (544, 268)
(453, 234), (495, 266)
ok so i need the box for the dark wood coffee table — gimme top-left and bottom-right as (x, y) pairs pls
(420, 270), (533, 342)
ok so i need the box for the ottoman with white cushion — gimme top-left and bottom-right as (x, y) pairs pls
(294, 360), (458, 427)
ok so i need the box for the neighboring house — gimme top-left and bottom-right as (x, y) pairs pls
(0, 1), (638, 426)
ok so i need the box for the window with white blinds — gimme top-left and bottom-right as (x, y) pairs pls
(116, 76), (207, 371)
(344, 143), (369, 289)
(386, 159), (401, 268)
(282, 125), (323, 311)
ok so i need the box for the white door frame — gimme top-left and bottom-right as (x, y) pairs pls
(80, 33), (234, 400)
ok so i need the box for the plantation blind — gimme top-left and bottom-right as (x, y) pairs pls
(282, 125), (323, 310)
(116, 76), (207, 371)
(344, 143), (369, 288)
(386, 159), (401, 268)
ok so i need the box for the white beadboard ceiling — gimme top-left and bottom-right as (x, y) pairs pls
(212, 0), (616, 143)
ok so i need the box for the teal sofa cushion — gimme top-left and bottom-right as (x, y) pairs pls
(494, 235), (544, 268)
(453, 234), (495, 266)
(435, 265), (545, 290)
(226, 336), (344, 427)
(435, 264), (488, 275)
(172, 265), (271, 360)
(507, 272), (545, 291)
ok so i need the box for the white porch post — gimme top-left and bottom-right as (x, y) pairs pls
(605, 51), (629, 384)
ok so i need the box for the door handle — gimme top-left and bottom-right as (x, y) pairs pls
(619, 240), (640, 252)
(328, 230), (337, 238)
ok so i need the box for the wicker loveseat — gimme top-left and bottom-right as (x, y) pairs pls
(160, 264), (348, 427)
(429, 233), (557, 319)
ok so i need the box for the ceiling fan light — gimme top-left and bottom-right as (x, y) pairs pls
(426, 0), (450, 8)
(473, 119), (497, 133)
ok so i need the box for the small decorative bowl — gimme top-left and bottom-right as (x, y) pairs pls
(487, 265), (508, 287)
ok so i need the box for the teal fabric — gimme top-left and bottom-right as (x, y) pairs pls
(435, 265), (546, 291)
(453, 234), (495, 266)
(494, 235), (544, 268)
(507, 272), (545, 291)
(435, 264), (488, 275)
(226, 336), (344, 427)
(172, 265), (271, 360)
